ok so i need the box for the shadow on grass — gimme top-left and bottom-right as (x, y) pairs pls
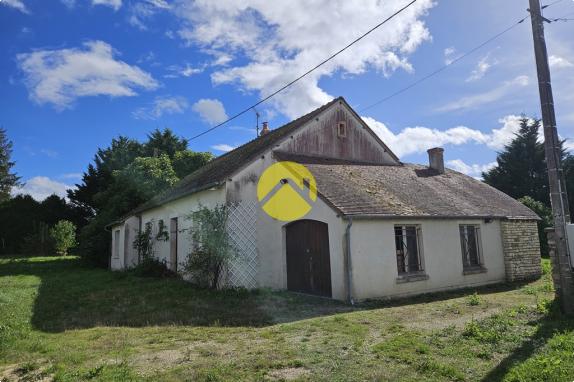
(480, 300), (574, 381)
(0, 256), (533, 333)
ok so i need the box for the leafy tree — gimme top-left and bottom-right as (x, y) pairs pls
(172, 150), (214, 178)
(50, 220), (76, 256)
(184, 204), (236, 289)
(143, 128), (188, 159)
(115, 154), (179, 199)
(0, 195), (40, 254)
(70, 129), (213, 267)
(0, 128), (20, 202)
(67, 136), (143, 217)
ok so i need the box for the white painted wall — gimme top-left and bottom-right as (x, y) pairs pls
(227, 153), (348, 300)
(349, 218), (506, 300)
(138, 187), (226, 271)
(110, 215), (140, 270)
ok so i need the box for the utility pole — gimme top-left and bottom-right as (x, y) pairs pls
(528, 0), (574, 314)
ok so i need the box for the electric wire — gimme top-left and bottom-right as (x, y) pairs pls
(187, 0), (419, 141)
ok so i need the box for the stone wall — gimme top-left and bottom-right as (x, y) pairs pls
(501, 219), (542, 281)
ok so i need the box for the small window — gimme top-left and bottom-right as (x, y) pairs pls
(395, 225), (423, 274)
(113, 230), (120, 259)
(460, 225), (482, 269)
(337, 121), (347, 137)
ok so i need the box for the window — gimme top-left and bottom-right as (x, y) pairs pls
(113, 230), (120, 259)
(337, 121), (347, 137)
(394, 225), (423, 274)
(460, 225), (482, 269)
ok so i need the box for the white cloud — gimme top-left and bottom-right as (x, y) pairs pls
(362, 114), (527, 158)
(165, 63), (204, 78)
(171, 0), (434, 119)
(211, 144), (235, 152)
(446, 159), (496, 178)
(466, 54), (495, 82)
(444, 46), (458, 65)
(2, 0), (29, 13)
(133, 96), (189, 120)
(17, 40), (158, 109)
(192, 98), (228, 125)
(12, 176), (74, 201)
(549, 55), (573, 69)
(92, 0), (122, 11)
(128, 0), (170, 30)
(436, 75), (529, 113)
(564, 140), (574, 152)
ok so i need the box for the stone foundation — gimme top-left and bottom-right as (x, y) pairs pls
(501, 219), (542, 281)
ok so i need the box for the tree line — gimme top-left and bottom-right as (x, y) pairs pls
(0, 128), (213, 265)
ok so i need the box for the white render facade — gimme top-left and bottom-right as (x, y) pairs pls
(110, 97), (541, 302)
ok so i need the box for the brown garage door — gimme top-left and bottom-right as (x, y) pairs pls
(286, 220), (332, 297)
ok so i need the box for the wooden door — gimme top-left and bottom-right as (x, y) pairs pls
(286, 220), (332, 297)
(170, 217), (178, 272)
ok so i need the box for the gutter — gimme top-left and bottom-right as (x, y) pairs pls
(344, 217), (354, 305)
(341, 214), (539, 221)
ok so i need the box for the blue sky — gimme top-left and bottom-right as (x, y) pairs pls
(1, 0), (573, 200)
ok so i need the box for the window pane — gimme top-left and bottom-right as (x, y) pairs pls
(467, 226), (480, 266)
(395, 226), (406, 273)
(405, 227), (420, 272)
(461, 225), (480, 268)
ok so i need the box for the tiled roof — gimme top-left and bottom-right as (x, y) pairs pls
(301, 161), (539, 219)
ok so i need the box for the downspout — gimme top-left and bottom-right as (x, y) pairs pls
(345, 217), (354, 305)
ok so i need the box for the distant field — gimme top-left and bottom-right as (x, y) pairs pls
(0, 256), (572, 381)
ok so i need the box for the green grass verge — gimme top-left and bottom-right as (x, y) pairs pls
(0, 256), (572, 381)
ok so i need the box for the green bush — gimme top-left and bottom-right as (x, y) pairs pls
(131, 257), (176, 278)
(49, 220), (76, 256)
(184, 204), (236, 289)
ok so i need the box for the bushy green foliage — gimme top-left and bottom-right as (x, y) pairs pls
(184, 204), (236, 289)
(69, 129), (212, 267)
(172, 150), (214, 178)
(133, 221), (154, 261)
(115, 154), (179, 200)
(466, 291), (482, 306)
(49, 220), (76, 256)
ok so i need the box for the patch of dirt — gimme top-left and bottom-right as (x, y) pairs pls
(0, 363), (53, 382)
(266, 367), (310, 381)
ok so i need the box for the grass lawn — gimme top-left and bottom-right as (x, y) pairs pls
(1, 257), (573, 381)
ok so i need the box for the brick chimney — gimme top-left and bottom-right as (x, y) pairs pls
(427, 147), (445, 174)
(260, 121), (270, 136)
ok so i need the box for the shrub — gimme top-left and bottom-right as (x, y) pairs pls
(133, 221), (154, 261)
(49, 220), (76, 256)
(184, 204), (236, 289)
(466, 292), (482, 306)
(132, 257), (175, 278)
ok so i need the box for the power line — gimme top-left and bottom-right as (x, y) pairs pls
(187, 0), (419, 141)
(359, 14), (530, 113)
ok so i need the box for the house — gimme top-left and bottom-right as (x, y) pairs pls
(109, 97), (541, 302)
